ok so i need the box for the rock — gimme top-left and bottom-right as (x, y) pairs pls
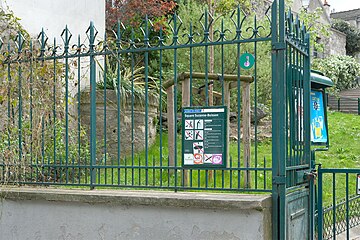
(229, 104), (268, 124)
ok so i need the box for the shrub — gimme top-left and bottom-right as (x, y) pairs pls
(312, 55), (360, 94)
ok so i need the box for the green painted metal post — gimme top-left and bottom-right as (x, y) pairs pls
(304, 33), (312, 240)
(62, 26), (71, 183)
(338, 98), (340, 111)
(271, 0), (287, 239)
(317, 165), (323, 240)
(144, 15), (149, 186)
(89, 21), (97, 189)
(358, 98), (360, 115)
(17, 32), (24, 177)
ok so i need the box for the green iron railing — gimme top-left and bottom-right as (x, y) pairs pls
(0, 5), (274, 192)
(317, 167), (360, 239)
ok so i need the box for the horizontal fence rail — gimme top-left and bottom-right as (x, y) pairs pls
(317, 167), (360, 239)
(0, 5), (273, 192)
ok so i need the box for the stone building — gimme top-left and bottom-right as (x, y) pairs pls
(294, 0), (346, 58)
(261, 0), (346, 58)
(331, 8), (360, 30)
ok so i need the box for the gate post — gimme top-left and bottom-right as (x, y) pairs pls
(89, 21), (97, 189)
(271, 0), (287, 239)
(317, 165), (323, 240)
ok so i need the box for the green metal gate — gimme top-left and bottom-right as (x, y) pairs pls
(271, 1), (313, 239)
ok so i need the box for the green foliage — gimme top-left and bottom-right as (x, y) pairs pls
(96, 56), (164, 108)
(298, 7), (330, 53)
(332, 19), (360, 56)
(312, 55), (360, 93)
(0, 4), (30, 41)
(164, 0), (272, 106)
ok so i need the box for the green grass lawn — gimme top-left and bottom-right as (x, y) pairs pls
(74, 110), (359, 203)
(96, 132), (272, 191)
(315, 111), (360, 206)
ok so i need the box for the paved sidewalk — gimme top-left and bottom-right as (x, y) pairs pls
(337, 226), (360, 240)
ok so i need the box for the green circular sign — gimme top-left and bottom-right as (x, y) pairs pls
(239, 53), (255, 69)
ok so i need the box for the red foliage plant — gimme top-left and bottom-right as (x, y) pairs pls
(106, 0), (177, 31)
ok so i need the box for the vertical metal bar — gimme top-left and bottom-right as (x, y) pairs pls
(116, 21), (122, 185)
(130, 36), (135, 185)
(89, 21), (97, 189)
(173, 13), (178, 191)
(189, 23), (193, 106)
(337, 98), (340, 111)
(221, 19), (225, 105)
(7, 42), (11, 151)
(358, 98), (360, 115)
(17, 33), (23, 178)
(64, 26), (70, 184)
(103, 35), (108, 185)
(204, 9), (209, 106)
(346, 173), (349, 240)
(303, 33), (312, 239)
(144, 15), (149, 186)
(41, 116), (45, 182)
(264, 157), (267, 189)
(29, 41), (34, 180)
(254, 23), (258, 189)
(272, 0), (287, 239)
(236, 5), (241, 187)
(77, 35), (82, 184)
(159, 27), (164, 187)
(317, 165), (323, 240)
(332, 173), (336, 239)
(52, 38), (57, 177)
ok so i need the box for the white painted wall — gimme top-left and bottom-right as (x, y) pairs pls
(2, 0), (105, 45)
(0, 189), (272, 240)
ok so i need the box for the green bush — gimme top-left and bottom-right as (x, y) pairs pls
(312, 55), (360, 94)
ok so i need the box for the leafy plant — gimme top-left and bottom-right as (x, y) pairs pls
(96, 56), (163, 105)
(312, 55), (360, 93)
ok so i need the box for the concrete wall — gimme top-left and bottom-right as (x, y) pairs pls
(0, 188), (272, 240)
(2, 0), (105, 45)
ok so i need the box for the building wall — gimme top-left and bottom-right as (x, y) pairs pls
(2, 0), (105, 45)
(0, 188), (272, 240)
(324, 28), (347, 57)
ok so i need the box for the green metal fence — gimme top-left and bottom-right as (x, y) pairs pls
(0, 5), (274, 192)
(326, 93), (360, 115)
(317, 167), (360, 239)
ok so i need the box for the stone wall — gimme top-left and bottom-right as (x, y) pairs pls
(80, 90), (158, 161)
(0, 187), (272, 240)
(324, 28), (347, 57)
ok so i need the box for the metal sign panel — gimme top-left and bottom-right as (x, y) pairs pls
(357, 174), (360, 195)
(311, 90), (328, 145)
(182, 106), (227, 168)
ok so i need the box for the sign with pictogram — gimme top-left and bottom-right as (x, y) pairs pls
(182, 106), (227, 168)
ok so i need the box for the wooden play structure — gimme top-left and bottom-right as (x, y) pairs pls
(164, 72), (254, 187)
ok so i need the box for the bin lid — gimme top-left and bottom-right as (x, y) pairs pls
(311, 70), (333, 89)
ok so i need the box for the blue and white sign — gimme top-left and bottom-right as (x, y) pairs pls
(310, 90), (328, 144)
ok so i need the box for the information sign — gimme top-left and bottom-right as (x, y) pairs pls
(182, 106), (227, 168)
(239, 53), (255, 70)
(310, 90), (328, 144)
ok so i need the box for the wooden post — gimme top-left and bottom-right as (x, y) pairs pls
(182, 78), (190, 186)
(167, 86), (175, 168)
(224, 82), (231, 167)
(242, 82), (251, 188)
